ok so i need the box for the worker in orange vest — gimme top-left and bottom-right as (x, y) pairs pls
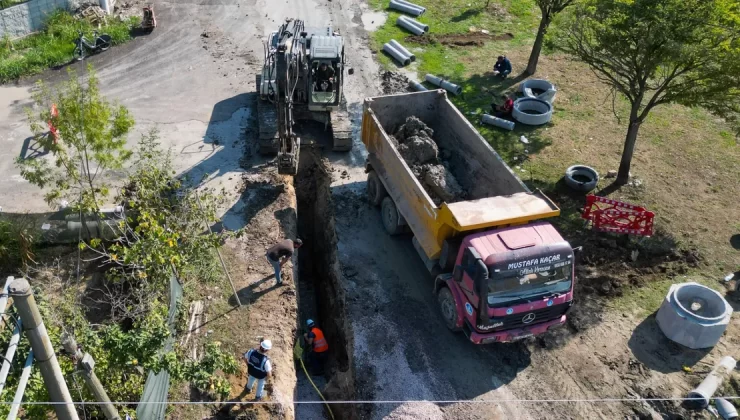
(303, 319), (329, 375)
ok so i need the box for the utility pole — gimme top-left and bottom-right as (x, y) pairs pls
(9, 278), (79, 420)
(61, 333), (121, 420)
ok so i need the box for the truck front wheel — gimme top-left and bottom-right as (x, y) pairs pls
(437, 287), (462, 332)
(366, 171), (387, 206)
(381, 197), (404, 236)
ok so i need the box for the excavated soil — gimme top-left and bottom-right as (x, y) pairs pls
(406, 32), (514, 47)
(392, 116), (467, 205)
(381, 71), (413, 95)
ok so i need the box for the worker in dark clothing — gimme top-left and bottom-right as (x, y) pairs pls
(315, 63), (335, 92)
(494, 56), (512, 79)
(492, 94), (515, 119)
(244, 339), (273, 401)
(265, 238), (303, 285)
(303, 319), (329, 375)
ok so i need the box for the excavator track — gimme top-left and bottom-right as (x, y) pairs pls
(256, 74), (280, 155)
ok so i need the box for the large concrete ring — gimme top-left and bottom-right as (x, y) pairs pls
(520, 79), (557, 104)
(512, 98), (553, 125)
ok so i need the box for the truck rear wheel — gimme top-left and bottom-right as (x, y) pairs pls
(366, 171), (387, 206)
(381, 197), (404, 236)
(437, 287), (461, 332)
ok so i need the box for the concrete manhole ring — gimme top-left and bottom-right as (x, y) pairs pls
(512, 98), (553, 126)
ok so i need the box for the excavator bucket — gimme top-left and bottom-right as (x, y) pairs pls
(277, 135), (300, 175)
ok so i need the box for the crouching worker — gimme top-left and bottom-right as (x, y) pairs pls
(303, 319), (329, 375)
(493, 55), (512, 78)
(492, 94), (515, 119)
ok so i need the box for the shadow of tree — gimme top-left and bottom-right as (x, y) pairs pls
(451, 8), (482, 23)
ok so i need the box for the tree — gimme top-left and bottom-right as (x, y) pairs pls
(17, 65), (134, 213)
(526, 0), (575, 75)
(557, 0), (740, 184)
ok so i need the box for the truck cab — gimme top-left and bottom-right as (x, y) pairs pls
(439, 222), (574, 344)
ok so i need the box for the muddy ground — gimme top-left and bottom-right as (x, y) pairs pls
(406, 32), (514, 47)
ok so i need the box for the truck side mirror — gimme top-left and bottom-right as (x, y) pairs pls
(452, 265), (463, 282)
(572, 246), (583, 254)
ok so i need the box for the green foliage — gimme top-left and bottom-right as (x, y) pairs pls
(81, 132), (226, 289)
(555, 0), (740, 177)
(0, 290), (239, 419)
(16, 66), (134, 213)
(164, 342), (240, 398)
(0, 0), (24, 10)
(0, 217), (38, 271)
(0, 10), (138, 82)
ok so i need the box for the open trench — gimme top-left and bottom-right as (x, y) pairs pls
(294, 148), (358, 420)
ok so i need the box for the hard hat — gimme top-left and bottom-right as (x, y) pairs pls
(307, 319), (315, 327)
(260, 339), (272, 350)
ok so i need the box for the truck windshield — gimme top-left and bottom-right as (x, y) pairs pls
(487, 261), (572, 306)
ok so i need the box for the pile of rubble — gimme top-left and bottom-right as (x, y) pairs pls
(381, 71), (413, 95)
(391, 116), (466, 204)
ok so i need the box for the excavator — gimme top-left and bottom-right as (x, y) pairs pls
(256, 18), (352, 175)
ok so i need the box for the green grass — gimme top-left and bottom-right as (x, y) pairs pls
(0, 10), (139, 83)
(0, 0), (25, 10)
(370, 0), (539, 79)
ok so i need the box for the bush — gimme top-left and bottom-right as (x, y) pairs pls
(0, 10), (139, 83)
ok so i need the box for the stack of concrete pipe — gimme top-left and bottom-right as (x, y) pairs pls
(424, 74), (462, 95)
(383, 39), (415, 66)
(397, 15), (429, 35)
(389, 0), (425, 16)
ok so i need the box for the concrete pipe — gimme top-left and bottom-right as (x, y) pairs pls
(716, 398), (738, 420)
(389, 39), (415, 62)
(687, 356), (737, 409)
(520, 79), (557, 104)
(425, 74), (463, 96)
(409, 80), (427, 91)
(512, 97), (553, 125)
(383, 43), (411, 66)
(389, 0), (424, 16)
(395, 0), (426, 13)
(397, 15), (429, 34)
(481, 114), (515, 131)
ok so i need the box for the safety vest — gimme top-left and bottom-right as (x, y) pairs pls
(246, 349), (269, 379)
(311, 327), (329, 353)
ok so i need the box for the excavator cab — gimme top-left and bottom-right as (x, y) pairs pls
(310, 60), (338, 106)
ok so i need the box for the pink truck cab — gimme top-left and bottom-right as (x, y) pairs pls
(436, 222), (574, 344)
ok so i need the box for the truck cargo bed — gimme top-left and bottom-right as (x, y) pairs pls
(362, 90), (560, 261)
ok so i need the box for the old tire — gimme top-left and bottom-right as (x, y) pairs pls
(381, 197), (404, 236)
(366, 171), (387, 206)
(437, 287), (461, 332)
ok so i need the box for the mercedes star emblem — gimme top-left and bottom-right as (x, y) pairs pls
(522, 313), (536, 324)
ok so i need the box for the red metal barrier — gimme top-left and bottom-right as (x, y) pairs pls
(581, 195), (654, 236)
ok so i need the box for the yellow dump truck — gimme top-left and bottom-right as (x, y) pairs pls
(361, 89), (576, 344)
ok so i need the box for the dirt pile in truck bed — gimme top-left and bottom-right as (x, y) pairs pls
(391, 116), (467, 204)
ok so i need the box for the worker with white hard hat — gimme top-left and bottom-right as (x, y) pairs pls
(244, 339), (273, 400)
